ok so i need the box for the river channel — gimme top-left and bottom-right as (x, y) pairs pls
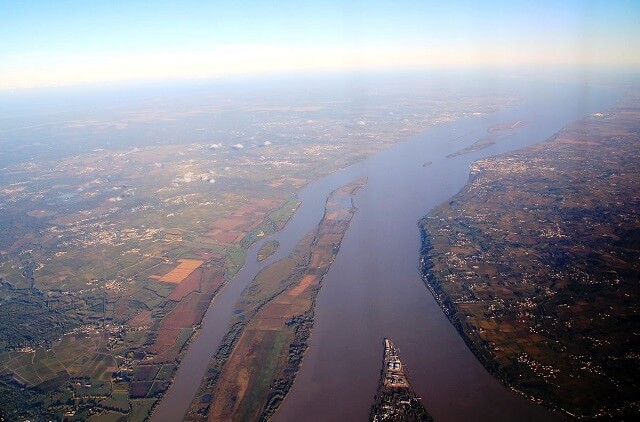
(153, 80), (616, 421)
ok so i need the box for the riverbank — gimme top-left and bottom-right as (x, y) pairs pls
(418, 93), (640, 419)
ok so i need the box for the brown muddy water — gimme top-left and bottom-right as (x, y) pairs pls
(153, 80), (615, 421)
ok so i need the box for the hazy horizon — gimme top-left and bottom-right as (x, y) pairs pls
(2, 0), (639, 90)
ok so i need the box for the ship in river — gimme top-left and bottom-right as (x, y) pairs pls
(370, 338), (433, 421)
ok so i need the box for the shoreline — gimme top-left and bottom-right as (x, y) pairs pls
(417, 229), (556, 412)
(417, 93), (639, 419)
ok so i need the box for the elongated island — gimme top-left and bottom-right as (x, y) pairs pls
(184, 178), (367, 420)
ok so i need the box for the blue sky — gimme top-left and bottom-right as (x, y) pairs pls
(1, 0), (639, 89)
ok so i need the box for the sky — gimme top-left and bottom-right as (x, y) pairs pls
(1, 0), (639, 90)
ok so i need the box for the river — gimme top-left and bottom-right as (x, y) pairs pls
(152, 79), (616, 421)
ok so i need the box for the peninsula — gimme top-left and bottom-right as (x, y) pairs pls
(370, 339), (433, 422)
